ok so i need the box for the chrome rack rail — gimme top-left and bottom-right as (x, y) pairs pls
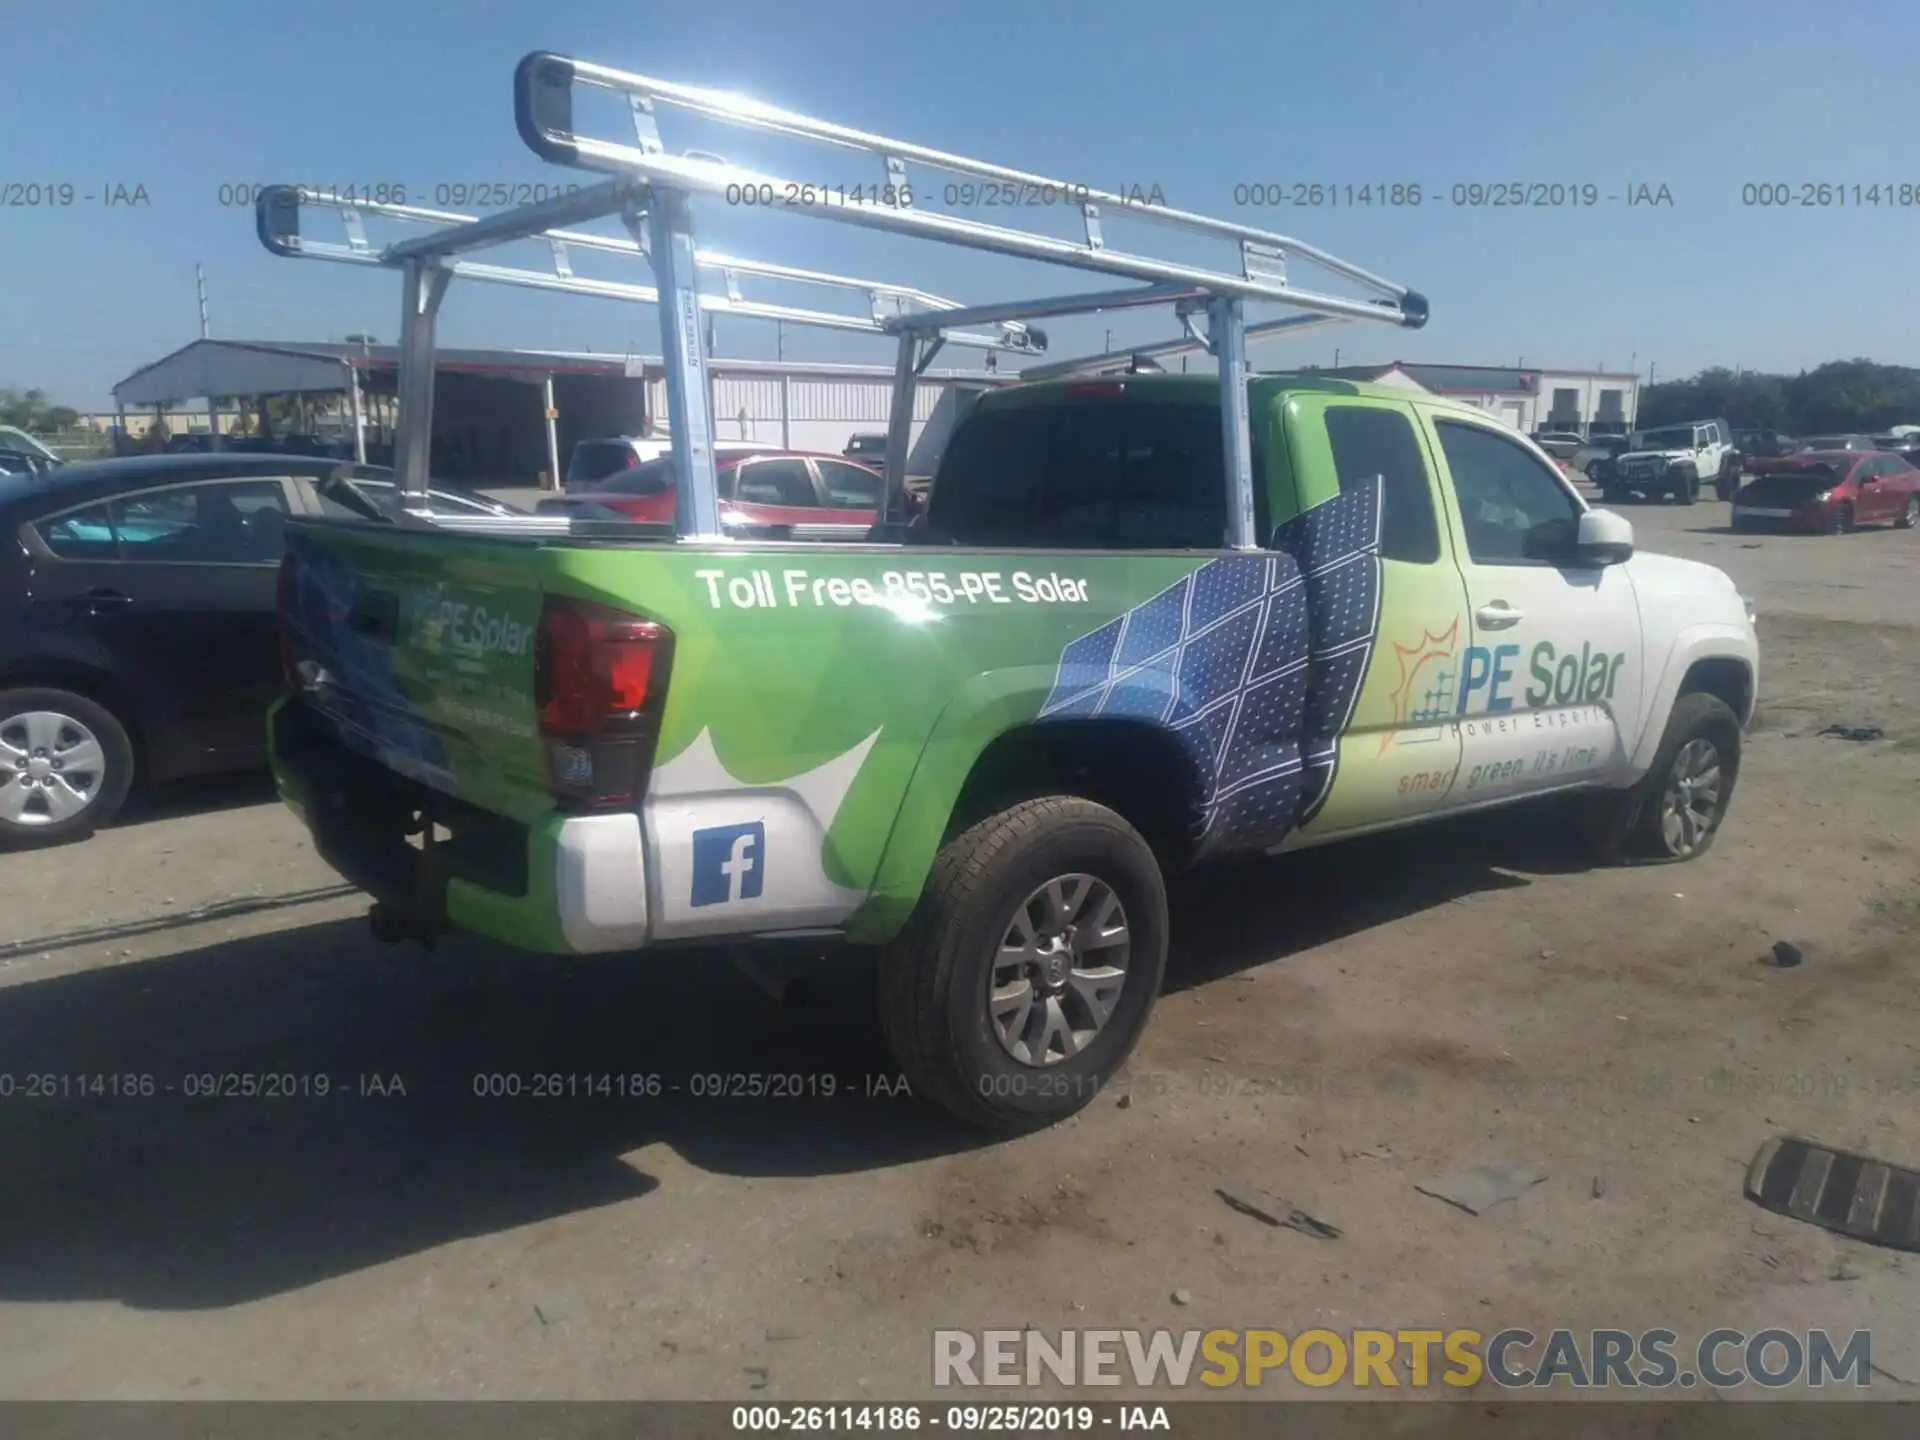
(256, 186), (1040, 352)
(254, 52), (1427, 543)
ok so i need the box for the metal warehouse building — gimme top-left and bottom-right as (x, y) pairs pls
(110, 339), (1013, 487)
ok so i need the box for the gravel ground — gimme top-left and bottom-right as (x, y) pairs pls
(0, 496), (1916, 1402)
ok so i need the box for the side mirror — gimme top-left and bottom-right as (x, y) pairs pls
(1576, 508), (1634, 566)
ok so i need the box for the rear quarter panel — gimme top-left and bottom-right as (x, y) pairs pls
(543, 547), (1211, 940)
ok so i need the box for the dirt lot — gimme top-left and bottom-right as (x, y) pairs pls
(1, 497), (1917, 1402)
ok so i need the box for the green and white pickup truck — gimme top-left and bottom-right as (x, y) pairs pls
(260, 52), (1759, 1131)
(272, 373), (1759, 1129)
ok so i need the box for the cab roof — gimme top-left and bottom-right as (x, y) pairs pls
(984, 370), (1501, 423)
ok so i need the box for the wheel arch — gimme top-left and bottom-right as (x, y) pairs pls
(851, 697), (1206, 944)
(1628, 628), (1757, 774)
(0, 661), (149, 778)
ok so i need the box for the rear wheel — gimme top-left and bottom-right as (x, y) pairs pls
(877, 796), (1169, 1132)
(0, 687), (135, 845)
(1898, 495), (1920, 530)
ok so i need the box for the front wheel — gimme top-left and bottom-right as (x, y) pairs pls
(1897, 495), (1920, 530)
(1674, 470), (1699, 505)
(877, 796), (1169, 1132)
(1583, 693), (1741, 864)
(1831, 502), (1855, 535)
(0, 687), (135, 845)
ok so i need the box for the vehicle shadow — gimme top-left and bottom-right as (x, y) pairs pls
(0, 918), (963, 1311)
(0, 803), (1595, 1312)
(110, 768), (279, 829)
(1163, 803), (1592, 993)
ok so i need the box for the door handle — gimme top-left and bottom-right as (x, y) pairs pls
(71, 588), (132, 611)
(1475, 602), (1524, 629)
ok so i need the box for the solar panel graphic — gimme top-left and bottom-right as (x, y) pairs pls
(1038, 479), (1383, 855)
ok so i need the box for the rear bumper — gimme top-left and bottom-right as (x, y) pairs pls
(1730, 504), (1828, 533)
(269, 698), (650, 955)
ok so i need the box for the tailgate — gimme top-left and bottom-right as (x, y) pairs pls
(280, 519), (554, 824)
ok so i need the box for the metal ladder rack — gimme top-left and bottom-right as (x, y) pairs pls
(257, 186), (1042, 352)
(254, 51), (1428, 544)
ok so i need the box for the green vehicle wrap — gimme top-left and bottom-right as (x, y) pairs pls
(271, 377), (1483, 955)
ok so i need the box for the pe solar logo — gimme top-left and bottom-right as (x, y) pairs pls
(691, 821), (765, 907)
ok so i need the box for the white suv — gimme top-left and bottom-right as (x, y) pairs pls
(1604, 419), (1739, 504)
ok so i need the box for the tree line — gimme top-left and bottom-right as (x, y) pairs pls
(1638, 360), (1920, 435)
(0, 389), (81, 433)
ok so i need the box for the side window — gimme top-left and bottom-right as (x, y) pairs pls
(814, 460), (884, 508)
(111, 479), (292, 564)
(732, 458), (818, 508)
(1323, 406), (1441, 564)
(36, 503), (119, 561)
(1434, 420), (1583, 566)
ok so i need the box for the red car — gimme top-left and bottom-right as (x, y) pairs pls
(542, 450), (890, 535)
(1731, 450), (1920, 534)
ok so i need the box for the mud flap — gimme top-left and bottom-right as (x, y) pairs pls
(1745, 1136), (1920, 1251)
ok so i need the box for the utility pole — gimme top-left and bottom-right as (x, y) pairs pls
(1104, 329), (1113, 354)
(196, 263), (210, 339)
(776, 321), (785, 362)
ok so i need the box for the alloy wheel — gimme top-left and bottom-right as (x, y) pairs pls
(988, 873), (1132, 1066)
(1658, 737), (1722, 858)
(0, 711), (107, 827)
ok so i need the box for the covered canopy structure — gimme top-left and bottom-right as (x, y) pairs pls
(110, 339), (1007, 486)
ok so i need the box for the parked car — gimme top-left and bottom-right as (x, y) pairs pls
(1735, 430), (1797, 469)
(0, 448), (59, 478)
(0, 427), (64, 468)
(0, 454), (521, 843)
(544, 449), (889, 536)
(1581, 434), (1635, 481)
(226, 432), (359, 459)
(843, 432), (890, 466)
(1602, 418), (1740, 503)
(1731, 450), (1920, 534)
(563, 435), (780, 488)
(1746, 434), (1879, 477)
(1530, 430), (1586, 460)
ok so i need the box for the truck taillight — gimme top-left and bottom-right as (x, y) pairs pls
(533, 594), (673, 809)
(276, 551), (299, 689)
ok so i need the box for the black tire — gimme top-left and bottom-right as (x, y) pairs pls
(1601, 486), (1628, 507)
(1832, 502), (1854, 535)
(1582, 693), (1741, 865)
(1715, 469), (1736, 502)
(1673, 469), (1699, 505)
(877, 796), (1169, 1133)
(1898, 495), (1920, 530)
(0, 686), (135, 846)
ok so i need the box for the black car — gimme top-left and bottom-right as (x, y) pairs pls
(0, 453), (521, 843)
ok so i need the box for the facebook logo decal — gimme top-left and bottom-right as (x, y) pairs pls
(690, 821), (766, 907)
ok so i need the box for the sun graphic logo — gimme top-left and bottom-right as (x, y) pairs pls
(1380, 617), (1461, 754)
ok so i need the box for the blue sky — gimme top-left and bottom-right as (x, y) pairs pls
(4, 0), (1916, 409)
